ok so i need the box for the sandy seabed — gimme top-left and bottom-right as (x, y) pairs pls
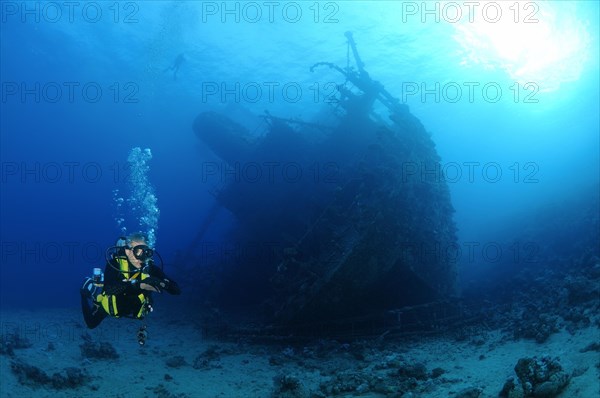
(1, 304), (599, 398)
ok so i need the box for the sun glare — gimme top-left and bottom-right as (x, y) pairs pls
(453, 1), (591, 92)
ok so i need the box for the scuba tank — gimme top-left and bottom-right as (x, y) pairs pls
(82, 267), (104, 300)
(92, 267), (104, 288)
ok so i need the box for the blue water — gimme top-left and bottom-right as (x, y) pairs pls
(0, 1), (598, 311)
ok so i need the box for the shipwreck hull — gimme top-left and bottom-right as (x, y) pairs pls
(191, 33), (458, 329)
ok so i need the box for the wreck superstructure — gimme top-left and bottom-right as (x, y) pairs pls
(190, 32), (458, 330)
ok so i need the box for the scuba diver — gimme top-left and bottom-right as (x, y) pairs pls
(164, 53), (185, 80)
(80, 233), (180, 341)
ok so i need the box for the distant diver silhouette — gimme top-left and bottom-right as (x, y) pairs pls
(164, 53), (185, 80)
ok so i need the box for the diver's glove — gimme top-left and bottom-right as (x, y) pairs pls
(141, 276), (167, 292)
(164, 278), (181, 295)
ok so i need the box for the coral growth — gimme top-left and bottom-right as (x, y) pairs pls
(500, 356), (570, 397)
(10, 360), (87, 389)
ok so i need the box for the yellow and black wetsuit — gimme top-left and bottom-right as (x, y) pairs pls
(81, 253), (180, 329)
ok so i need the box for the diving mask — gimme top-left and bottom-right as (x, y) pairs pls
(129, 244), (154, 262)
